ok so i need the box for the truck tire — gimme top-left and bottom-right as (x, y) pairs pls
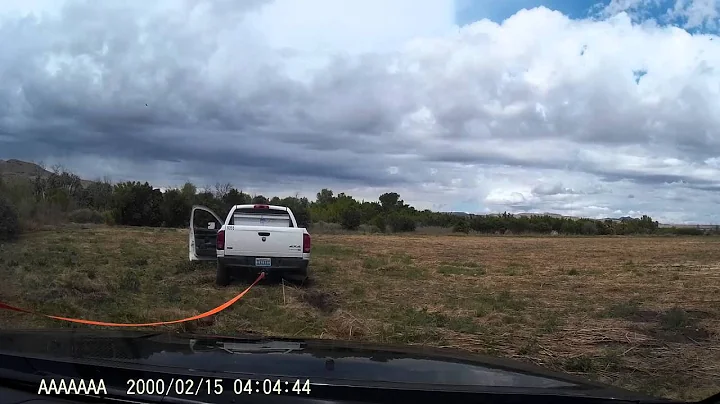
(216, 261), (230, 286)
(282, 268), (308, 284)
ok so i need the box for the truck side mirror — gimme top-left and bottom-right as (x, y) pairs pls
(207, 222), (216, 230)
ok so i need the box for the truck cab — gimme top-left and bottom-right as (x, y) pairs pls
(189, 204), (311, 286)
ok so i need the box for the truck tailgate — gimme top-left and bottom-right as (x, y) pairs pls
(225, 226), (304, 258)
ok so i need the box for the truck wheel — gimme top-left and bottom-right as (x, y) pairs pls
(282, 269), (308, 285)
(216, 261), (230, 286)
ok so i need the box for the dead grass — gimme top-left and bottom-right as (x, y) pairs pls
(0, 226), (719, 400)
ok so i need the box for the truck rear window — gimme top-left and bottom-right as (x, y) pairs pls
(231, 208), (294, 227)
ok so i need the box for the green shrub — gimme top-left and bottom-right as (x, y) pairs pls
(67, 208), (104, 224)
(0, 198), (21, 241)
(371, 215), (387, 233)
(101, 210), (116, 226)
(111, 181), (163, 227)
(339, 206), (363, 230)
(387, 213), (416, 233)
(673, 227), (704, 236)
(581, 221), (599, 235)
(453, 220), (470, 234)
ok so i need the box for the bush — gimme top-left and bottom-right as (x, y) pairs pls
(160, 189), (191, 228)
(673, 227), (704, 236)
(310, 221), (350, 234)
(581, 221), (599, 235)
(67, 208), (104, 224)
(453, 220), (470, 234)
(371, 215), (387, 233)
(339, 206), (363, 230)
(111, 181), (163, 227)
(0, 198), (21, 241)
(101, 210), (116, 226)
(387, 213), (416, 233)
(358, 224), (375, 233)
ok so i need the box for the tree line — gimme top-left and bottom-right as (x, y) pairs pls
(0, 166), (713, 241)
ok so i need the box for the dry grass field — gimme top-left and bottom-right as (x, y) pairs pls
(0, 225), (719, 400)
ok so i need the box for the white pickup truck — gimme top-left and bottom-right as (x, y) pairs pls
(189, 204), (311, 286)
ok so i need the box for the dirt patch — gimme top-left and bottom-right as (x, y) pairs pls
(648, 326), (712, 343)
(625, 309), (662, 322)
(296, 289), (339, 314)
(653, 308), (712, 343)
(625, 308), (711, 324)
(626, 308), (713, 343)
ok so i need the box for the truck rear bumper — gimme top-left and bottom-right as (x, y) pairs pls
(219, 256), (308, 274)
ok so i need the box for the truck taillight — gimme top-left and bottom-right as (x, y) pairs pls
(216, 230), (225, 250)
(254, 204), (269, 209)
(303, 233), (311, 253)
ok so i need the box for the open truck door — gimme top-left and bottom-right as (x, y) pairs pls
(189, 205), (223, 261)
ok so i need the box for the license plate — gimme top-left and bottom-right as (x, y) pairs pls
(255, 258), (271, 267)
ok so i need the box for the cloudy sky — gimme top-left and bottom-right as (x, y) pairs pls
(1, 0), (719, 223)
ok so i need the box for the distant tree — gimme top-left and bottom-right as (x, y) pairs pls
(0, 161), (680, 237)
(581, 221), (599, 235)
(47, 171), (82, 197)
(279, 196), (311, 228)
(81, 181), (113, 210)
(595, 220), (611, 235)
(161, 189), (191, 227)
(195, 191), (222, 213)
(453, 220), (470, 234)
(29, 169), (85, 212)
(180, 182), (197, 200)
(111, 182), (163, 227)
(48, 188), (72, 211)
(339, 205), (363, 230)
(213, 182), (233, 199)
(221, 188), (251, 213)
(371, 215), (387, 232)
(0, 197), (20, 241)
(316, 189), (334, 204)
(530, 220), (551, 233)
(379, 192), (403, 211)
(251, 195), (269, 204)
(387, 212), (416, 233)
(360, 201), (383, 223)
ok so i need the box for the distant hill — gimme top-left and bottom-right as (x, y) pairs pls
(446, 211), (471, 217)
(446, 211), (583, 220)
(0, 159), (93, 187)
(0, 159), (49, 179)
(514, 212), (579, 220)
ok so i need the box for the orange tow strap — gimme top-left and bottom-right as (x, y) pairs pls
(0, 272), (265, 327)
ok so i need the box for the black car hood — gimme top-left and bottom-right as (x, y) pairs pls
(0, 329), (677, 402)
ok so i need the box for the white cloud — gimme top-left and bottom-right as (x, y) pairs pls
(602, 0), (720, 30)
(1, 1), (720, 224)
